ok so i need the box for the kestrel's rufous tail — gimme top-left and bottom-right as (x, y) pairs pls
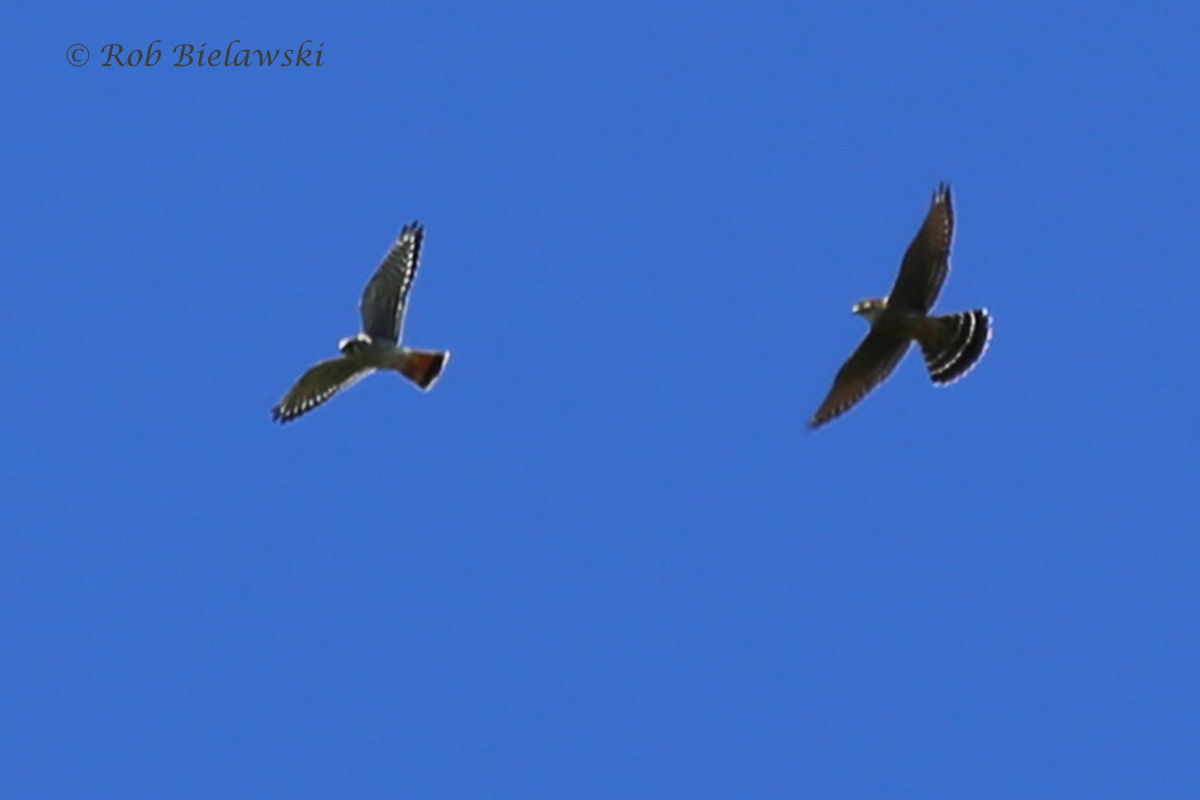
(398, 349), (450, 390)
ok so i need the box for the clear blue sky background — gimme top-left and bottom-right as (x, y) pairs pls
(4, 2), (1198, 797)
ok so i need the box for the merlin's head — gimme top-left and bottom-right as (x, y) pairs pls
(852, 298), (887, 323)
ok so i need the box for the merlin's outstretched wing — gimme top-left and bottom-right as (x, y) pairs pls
(888, 183), (953, 314)
(273, 357), (376, 423)
(809, 330), (911, 429)
(360, 222), (423, 342)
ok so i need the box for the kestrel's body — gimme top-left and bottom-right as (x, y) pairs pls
(808, 183), (991, 429)
(273, 222), (450, 423)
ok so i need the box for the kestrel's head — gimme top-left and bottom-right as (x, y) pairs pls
(338, 333), (372, 355)
(852, 297), (887, 323)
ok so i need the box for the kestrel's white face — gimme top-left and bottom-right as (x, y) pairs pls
(852, 298), (886, 323)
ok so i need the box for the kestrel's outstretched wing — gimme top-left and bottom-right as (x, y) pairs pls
(808, 330), (911, 429)
(888, 183), (954, 314)
(272, 357), (376, 423)
(360, 222), (423, 342)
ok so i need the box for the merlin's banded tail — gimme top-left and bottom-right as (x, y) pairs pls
(919, 309), (991, 385)
(398, 349), (450, 390)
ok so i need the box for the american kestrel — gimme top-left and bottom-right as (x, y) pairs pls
(272, 222), (450, 423)
(809, 183), (991, 429)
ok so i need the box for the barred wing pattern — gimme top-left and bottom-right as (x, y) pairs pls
(809, 330), (911, 429)
(272, 357), (376, 423)
(360, 222), (424, 342)
(889, 183), (953, 314)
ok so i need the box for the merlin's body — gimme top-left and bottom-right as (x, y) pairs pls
(809, 184), (991, 429)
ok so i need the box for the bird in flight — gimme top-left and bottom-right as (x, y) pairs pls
(273, 222), (450, 423)
(809, 183), (991, 429)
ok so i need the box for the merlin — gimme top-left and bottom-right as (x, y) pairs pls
(809, 183), (991, 429)
(272, 222), (450, 423)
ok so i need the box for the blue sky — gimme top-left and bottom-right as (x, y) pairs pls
(4, 1), (1199, 797)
